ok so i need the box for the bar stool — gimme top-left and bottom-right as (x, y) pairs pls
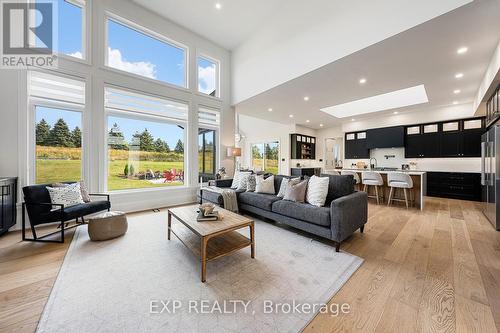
(341, 170), (361, 190)
(362, 171), (384, 204)
(387, 172), (414, 209)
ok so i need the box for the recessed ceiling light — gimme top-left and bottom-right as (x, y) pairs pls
(454, 89), (461, 94)
(393, 111), (398, 114)
(268, 108), (273, 112)
(306, 120), (310, 123)
(320, 124), (324, 127)
(303, 96), (309, 101)
(289, 114), (294, 118)
(453, 101), (459, 105)
(455, 73), (464, 79)
(321, 85), (428, 118)
(359, 78), (367, 84)
(457, 47), (468, 54)
(215, 2), (222, 10)
(351, 118), (355, 121)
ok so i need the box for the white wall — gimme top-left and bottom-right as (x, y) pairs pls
(231, 0), (471, 104)
(0, 0), (234, 230)
(473, 39), (500, 114)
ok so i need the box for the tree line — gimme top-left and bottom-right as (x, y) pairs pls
(36, 118), (81, 148)
(108, 123), (184, 153)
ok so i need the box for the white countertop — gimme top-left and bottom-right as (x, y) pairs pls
(330, 168), (426, 176)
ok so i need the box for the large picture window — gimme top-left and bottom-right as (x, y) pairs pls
(106, 17), (186, 87)
(251, 141), (279, 174)
(29, 71), (86, 184)
(105, 87), (187, 191)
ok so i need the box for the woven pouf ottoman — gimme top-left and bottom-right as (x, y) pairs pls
(88, 211), (128, 241)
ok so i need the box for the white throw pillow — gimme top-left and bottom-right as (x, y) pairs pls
(230, 171), (251, 189)
(277, 177), (301, 198)
(306, 175), (330, 207)
(255, 175), (275, 194)
(47, 183), (84, 209)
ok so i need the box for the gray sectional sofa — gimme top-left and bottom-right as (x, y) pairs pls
(199, 174), (368, 251)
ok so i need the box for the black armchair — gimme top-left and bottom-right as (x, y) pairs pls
(22, 183), (111, 243)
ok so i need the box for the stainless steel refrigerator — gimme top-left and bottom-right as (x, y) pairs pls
(481, 125), (500, 230)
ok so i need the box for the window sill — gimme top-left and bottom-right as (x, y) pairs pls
(106, 185), (196, 196)
(101, 65), (190, 94)
(195, 91), (222, 103)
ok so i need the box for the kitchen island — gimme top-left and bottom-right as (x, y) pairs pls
(329, 169), (427, 210)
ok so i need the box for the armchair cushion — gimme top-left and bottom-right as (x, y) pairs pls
(36, 201), (111, 225)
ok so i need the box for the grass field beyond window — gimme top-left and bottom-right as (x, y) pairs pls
(36, 146), (184, 190)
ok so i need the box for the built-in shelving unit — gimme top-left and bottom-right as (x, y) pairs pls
(290, 134), (316, 159)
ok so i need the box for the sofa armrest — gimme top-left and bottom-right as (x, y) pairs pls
(214, 179), (233, 188)
(89, 193), (110, 202)
(330, 191), (368, 242)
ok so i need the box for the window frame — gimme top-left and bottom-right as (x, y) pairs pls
(196, 53), (221, 99)
(103, 12), (189, 90)
(103, 86), (189, 193)
(54, 0), (90, 64)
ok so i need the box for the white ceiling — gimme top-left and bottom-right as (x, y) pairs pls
(234, 0), (500, 129)
(132, 0), (285, 50)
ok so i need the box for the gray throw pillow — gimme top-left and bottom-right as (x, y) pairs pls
(277, 177), (301, 198)
(237, 174), (250, 191)
(246, 175), (256, 192)
(283, 180), (308, 203)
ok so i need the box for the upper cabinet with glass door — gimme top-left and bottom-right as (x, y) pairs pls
(197, 56), (219, 97)
(105, 16), (187, 88)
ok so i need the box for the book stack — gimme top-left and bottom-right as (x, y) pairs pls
(197, 210), (219, 222)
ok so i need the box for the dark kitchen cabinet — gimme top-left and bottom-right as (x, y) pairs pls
(440, 131), (462, 157)
(427, 172), (481, 201)
(345, 132), (369, 159)
(290, 134), (316, 159)
(0, 177), (17, 236)
(405, 131), (440, 158)
(405, 117), (484, 158)
(461, 129), (483, 157)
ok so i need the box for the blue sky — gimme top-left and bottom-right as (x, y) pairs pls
(36, 106), (81, 130)
(58, 0), (82, 56)
(107, 19), (185, 87)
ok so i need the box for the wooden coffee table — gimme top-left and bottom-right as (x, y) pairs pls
(167, 205), (255, 282)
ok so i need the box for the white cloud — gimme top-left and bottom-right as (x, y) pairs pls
(198, 63), (216, 95)
(67, 51), (83, 59)
(108, 47), (157, 79)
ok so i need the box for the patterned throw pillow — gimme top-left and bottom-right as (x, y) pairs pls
(47, 183), (84, 209)
(230, 171), (251, 189)
(52, 181), (91, 203)
(306, 175), (330, 207)
(237, 174), (251, 191)
(246, 175), (256, 192)
(277, 177), (301, 198)
(255, 175), (275, 194)
(283, 180), (308, 203)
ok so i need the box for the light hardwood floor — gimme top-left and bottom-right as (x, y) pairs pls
(1, 197), (499, 333)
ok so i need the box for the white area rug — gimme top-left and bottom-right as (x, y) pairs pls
(37, 210), (363, 333)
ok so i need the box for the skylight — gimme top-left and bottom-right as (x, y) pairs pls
(320, 85), (429, 118)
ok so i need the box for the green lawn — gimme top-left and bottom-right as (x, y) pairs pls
(36, 160), (184, 190)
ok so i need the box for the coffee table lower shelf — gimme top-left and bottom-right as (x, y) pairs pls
(170, 224), (252, 262)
